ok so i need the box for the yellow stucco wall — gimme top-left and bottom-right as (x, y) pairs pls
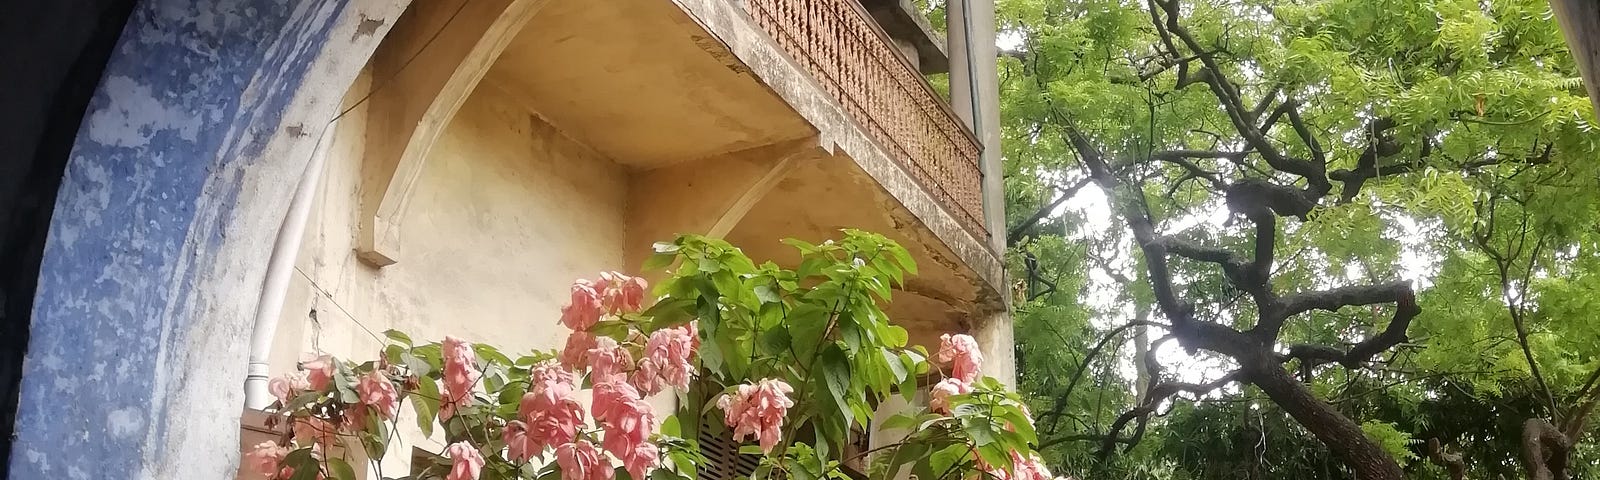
(266, 77), (630, 474)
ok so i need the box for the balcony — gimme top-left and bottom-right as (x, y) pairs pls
(743, 0), (986, 239)
(340, 0), (1001, 361)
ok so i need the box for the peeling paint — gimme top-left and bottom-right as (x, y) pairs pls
(10, 0), (409, 478)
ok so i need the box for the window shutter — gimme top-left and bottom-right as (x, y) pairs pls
(696, 416), (761, 480)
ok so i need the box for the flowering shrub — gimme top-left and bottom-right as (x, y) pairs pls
(244, 231), (1058, 480)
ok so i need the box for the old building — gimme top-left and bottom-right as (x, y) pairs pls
(238, 0), (1009, 476)
(6, 0), (1005, 477)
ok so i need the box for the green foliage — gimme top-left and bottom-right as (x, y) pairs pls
(648, 231), (1042, 479)
(998, 0), (1600, 477)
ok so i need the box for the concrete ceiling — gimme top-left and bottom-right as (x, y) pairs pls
(488, 0), (815, 169)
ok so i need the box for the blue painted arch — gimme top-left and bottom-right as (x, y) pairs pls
(11, 0), (406, 477)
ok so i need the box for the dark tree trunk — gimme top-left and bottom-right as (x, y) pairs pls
(1523, 418), (1571, 480)
(1249, 362), (1404, 480)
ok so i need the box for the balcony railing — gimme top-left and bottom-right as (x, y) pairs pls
(744, 0), (988, 238)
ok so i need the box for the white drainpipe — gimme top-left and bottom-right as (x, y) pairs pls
(244, 121), (337, 409)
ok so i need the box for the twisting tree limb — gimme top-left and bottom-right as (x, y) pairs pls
(1427, 438), (1467, 480)
(1523, 418), (1572, 480)
(1009, 176), (1095, 244)
(1095, 370), (1246, 460)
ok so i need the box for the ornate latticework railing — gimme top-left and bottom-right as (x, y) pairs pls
(744, 0), (988, 239)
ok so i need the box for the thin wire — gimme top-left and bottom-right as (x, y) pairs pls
(294, 265), (385, 345)
(333, 0), (473, 123)
(276, 0), (476, 349)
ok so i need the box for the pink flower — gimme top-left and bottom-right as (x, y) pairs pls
(632, 322), (697, 395)
(519, 364), (585, 451)
(1009, 451), (1053, 480)
(357, 370), (400, 420)
(268, 371), (311, 406)
(588, 336), (633, 384)
(618, 440), (659, 479)
(503, 420), (537, 464)
(301, 354), (336, 391)
(591, 380), (644, 427)
(718, 378), (795, 453)
(562, 280), (604, 331)
(936, 333), (984, 383)
(978, 451), (1053, 480)
(446, 441), (485, 480)
(242, 441), (288, 479)
(292, 416), (339, 448)
(591, 379), (657, 470)
(560, 331), (598, 372)
(440, 336), (480, 420)
(929, 378), (973, 414)
(597, 272), (649, 314)
(556, 440), (613, 480)
(341, 402), (369, 431)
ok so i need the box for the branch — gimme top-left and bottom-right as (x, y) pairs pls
(1149, 150), (1236, 190)
(1274, 282), (1421, 369)
(1096, 370), (1246, 461)
(1225, 178), (1319, 220)
(1008, 176), (1094, 244)
(1522, 418), (1572, 480)
(1427, 438), (1467, 480)
(1042, 320), (1166, 433)
(1061, 118), (1192, 326)
(1149, 0), (1328, 192)
(1331, 141), (1553, 204)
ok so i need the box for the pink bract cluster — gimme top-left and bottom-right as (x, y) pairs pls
(982, 451), (1056, 480)
(931, 334), (984, 414)
(446, 441), (487, 480)
(440, 335), (480, 421)
(717, 378), (796, 453)
(550, 272), (697, 480)
(509, 364), (585, 462)
(936, 333), (984, 383)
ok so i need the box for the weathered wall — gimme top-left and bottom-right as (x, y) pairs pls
(264, 80), (631, 473)
(13, 0), (410, 477)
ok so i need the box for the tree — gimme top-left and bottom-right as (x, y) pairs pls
(998, 0), (1598, 478)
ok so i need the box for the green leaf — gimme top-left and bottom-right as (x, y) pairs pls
(332, 362), (359, 403)
(412, 377), (440, 436)
(283, 448), (321, 480)
(643, 252), (677, 271)
(383, 329), (413, 347)
(753, 285), (781, 304)
(472, 343), (513, 367)
(819, 344), (854, 428)
(327, 458), (357, 480)
(661, 414), (682, 437)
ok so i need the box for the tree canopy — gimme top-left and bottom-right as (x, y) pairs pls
(995, 0), (1600, 478)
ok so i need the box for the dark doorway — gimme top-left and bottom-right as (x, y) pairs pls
(0, 0), (139, 474)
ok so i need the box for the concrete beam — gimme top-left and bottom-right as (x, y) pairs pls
(623, 137), (825, 272)
(356, 0), (549, 267)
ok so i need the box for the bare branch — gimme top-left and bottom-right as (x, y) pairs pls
(1274, 283), (1421, 368)
(1009, 176), (1095, 244)
(1042, 320), (1167, 433)
(1097, 370), (1246, 460)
